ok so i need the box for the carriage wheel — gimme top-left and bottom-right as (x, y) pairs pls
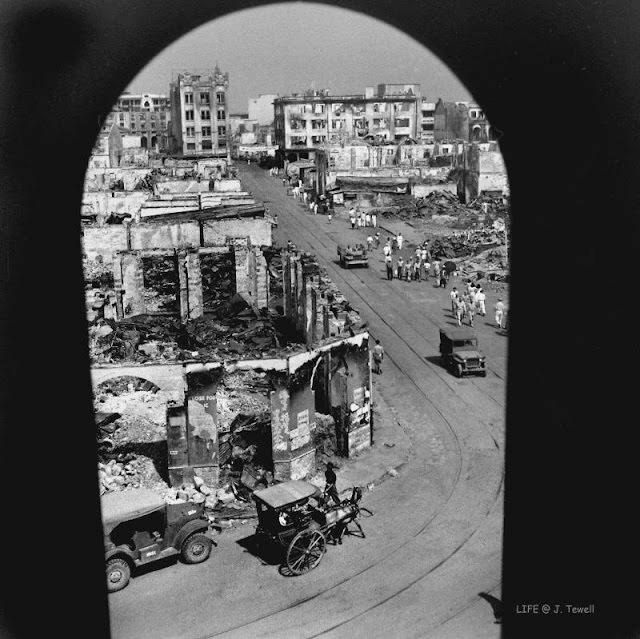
(286, 529), (327, 575)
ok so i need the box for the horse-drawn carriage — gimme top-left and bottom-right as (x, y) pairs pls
(252, 480), (366, 575)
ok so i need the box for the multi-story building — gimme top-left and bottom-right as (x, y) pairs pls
(420, 100), (436, 142)
(169, 67), (230, 157)
(274, 84), (421, 159)
(113, 92), (171, 152)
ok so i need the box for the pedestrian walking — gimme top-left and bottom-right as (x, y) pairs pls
(383, 242), (392, 258)
(412, 259), (420, 281)
(366, 234), (374, 252)
(450, 287), (459, 314)
(466, 297), (475, 327)
(374, 232), (381, 248)
(365, 212), (371, 227)
(439, 269), (448, 288)
(475, 287), (486, 316)
(405, 258), (413, 281)
(372, 339), (385, 374)
(494, 297), (505, 328)
(324, 462), (340, 506)
(455, 296), (465, 326)
(327, 211), (332, 223)
(372, 212), (377, 228)
(313, 201), (318, 215)
(433, 259), (441, 280)
(396, 233), (404, 251)
(396, 256), (404, 280)
(349, 208), (356, 228)
(385, 254), (394, 280)
(303, 190), (308, 204)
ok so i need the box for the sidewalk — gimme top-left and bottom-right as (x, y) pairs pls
(309, 374), (413, 497)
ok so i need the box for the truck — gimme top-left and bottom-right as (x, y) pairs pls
(337, 244), (369, 269)
(439, 327), (487, 377)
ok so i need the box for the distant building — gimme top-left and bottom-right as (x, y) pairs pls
(113, 92), (171, 153)
(274, 84), (422, 160)
(455, 143), (508, 202)
(420, 100), (436, 142)
(169, 67), (230, 157)
(434, 99), (496, 143)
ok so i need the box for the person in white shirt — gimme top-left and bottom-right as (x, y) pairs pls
(494, 298), (505, 328)
(475, 288), (486, 316)
(396, 233), (404, 250)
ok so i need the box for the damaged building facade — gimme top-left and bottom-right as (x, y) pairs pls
(274, 84), (422, 160)
(84, 182), (372, 491)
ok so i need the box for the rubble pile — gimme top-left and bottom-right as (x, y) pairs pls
(428, 224), (506, 260)
(88, 297), (285, 364)
(313, 412), (340, 469)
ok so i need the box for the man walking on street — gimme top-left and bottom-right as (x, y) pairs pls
(324, 462), (340, 507)
(475, 287), (486, 316)
(396, 233), (404, 251)
(372, 339), (385, 374)
(450, 287), (459, 315)
(495, 297), (505, 328)
(396, 256), (404, 281)
(385, 254), (394, 280)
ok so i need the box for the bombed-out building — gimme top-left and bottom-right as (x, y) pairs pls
(84, 172), (372, 493)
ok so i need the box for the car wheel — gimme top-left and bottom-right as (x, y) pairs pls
(181, 532), (212, 564)
(480, 370), (487, 377)
(106, 557), (131, 593)
(456, 363), (463, 378)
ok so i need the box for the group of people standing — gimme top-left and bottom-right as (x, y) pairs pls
(382, 238), (452, 287)
(349, 206), (377, 229)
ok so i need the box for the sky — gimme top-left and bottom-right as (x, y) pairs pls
(126, 2), (474, 113)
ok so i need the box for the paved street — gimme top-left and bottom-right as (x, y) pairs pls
(108, 164), (506, 639)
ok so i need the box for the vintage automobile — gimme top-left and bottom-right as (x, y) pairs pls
(337, 244), (369, 268)
(253, 480), (365, 575)
(439, 327), (487, 377)
(102, 488), (219, 592)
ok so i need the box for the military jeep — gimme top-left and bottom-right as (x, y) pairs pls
(439, 327), (487, 378)
(102, 488), (218, 593)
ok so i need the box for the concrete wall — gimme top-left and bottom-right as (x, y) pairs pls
(84, 167), (150, 192)
(83, 215), (272, 262)
(82, 191), (149, 220)
(82, 226), (128, 262)
(201, 217), (271, 247)
(213, 178), (242, 192)
(130, 221), (201, 250)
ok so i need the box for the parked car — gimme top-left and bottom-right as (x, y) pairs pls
(337, 244), (369, 268)
(439, 327), (487, 377)
(102, 488), (219, 592)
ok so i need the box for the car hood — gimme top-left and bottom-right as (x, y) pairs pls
(454, 350), (484, 360)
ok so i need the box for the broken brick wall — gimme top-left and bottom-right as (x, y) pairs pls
(270, 374), (316, 481)
(130, 221), (200, 250)
(328, 341), (372, 457)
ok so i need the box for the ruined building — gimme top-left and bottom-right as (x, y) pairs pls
(84, 178), (372, 491)
(274, 84), (423, 161)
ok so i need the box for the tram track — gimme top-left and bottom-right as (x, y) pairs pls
(199, 168), (505, 638)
